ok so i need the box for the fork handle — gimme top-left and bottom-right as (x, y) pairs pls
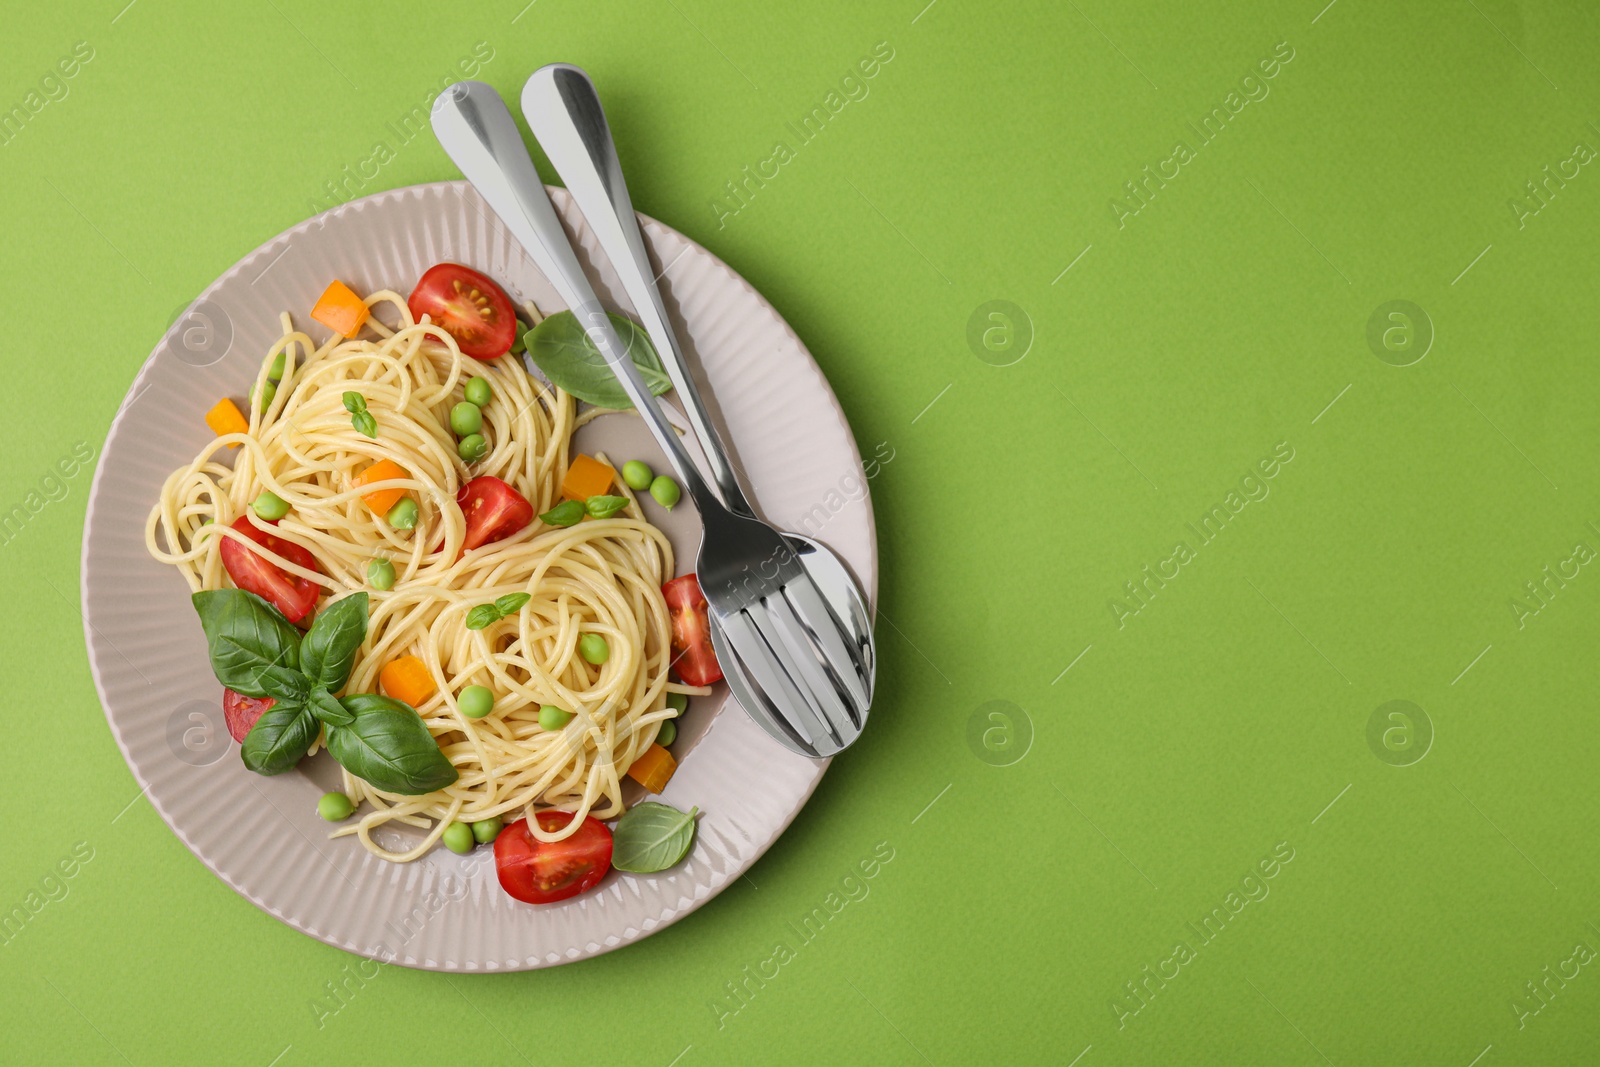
(520, 64), (755, 519)
(430, 81), (720, 516)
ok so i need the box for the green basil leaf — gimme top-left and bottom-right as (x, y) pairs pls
(524, 311), (673, 409)
(327, 694), (457, 795)
(307, 686), (354, 727)
(538, 499), (586, 528)
(585, 495), (629, 519)
(493, 592), (532, 615)
(256, 664), (310, 703)
(611, 802), (698, 874)
(465, 603), (503, 630)
(240, 701), (318, 776)
(352, 410), (378, 438)
(342, 391), (366, 414)
(300, 592), (368, 691)
(191, 589), (302, 698)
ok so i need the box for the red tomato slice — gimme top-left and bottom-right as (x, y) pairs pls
(493, 811), (613, 904)
(223, 688), (276, 744)
(408, 263), (518, 359)
(663, 574), (722, 686)
(457, 476), (533, 551)
(218, 515), (321, 623)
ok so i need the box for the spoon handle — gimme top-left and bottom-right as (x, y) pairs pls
(520, 64), (756, 519)
(429, 81), (720, 516)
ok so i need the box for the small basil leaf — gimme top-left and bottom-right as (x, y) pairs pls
(585, 495), (629, 519)
(241, 701), (318, 776)
(300, 592), (368, 691)
(256, 664), (311, 703)
(342, 391), (366, 414)
(493, 592), (532, 615)
(538, 499), (586, 528)
(611, 802), (699, 874)
(327, 694), (457, 795)
(191, 589), (302, 698)
(352, 410), (378, 438)
(308, 686), (354, 728)
(524, 311), (674, 409)
(464, 603), (503, 630)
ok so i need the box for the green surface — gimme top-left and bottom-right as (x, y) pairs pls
(4, 0), (1600, 1063)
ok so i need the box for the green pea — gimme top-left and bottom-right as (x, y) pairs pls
(578, 633), (610, 665)
(539, 704), (573, 731)
(252, 490), (289, 521)
(472, 817), (504, 844)
(458, 684), (494, 719)
(450, 401), (483, 436)
(666, 692), (689, 713)
(458, 433), (488, 462)
(622, 460), (654, 491)
(464, 377), (493, 407)
(268, 352), (287, 381)
(317, 792), (354, 822)
(442, 821), (476, 854)
(367, 557), (395, 590)
(251, 379), (277, 410)
(657, 719), (677, 747)
(386, 496), (419, 530)
(650, 475), (681, 510)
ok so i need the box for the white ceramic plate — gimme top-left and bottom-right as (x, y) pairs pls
(81, 181), (876, 970)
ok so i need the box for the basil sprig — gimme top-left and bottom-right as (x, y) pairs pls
(611, 802), (699, 874)
(539, 495), (627, 529)
(343, 391), (377, 438)
(465, 592), (532, 631)
(190, 589), (456, 794)
(523, 311), (673, 409)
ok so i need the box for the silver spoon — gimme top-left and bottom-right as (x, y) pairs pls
(431, 81), (872, 758)
(518, 64), (876, 756)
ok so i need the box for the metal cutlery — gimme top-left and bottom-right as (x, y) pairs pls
(518, 64), (875, 758)
(430, 81), (872, 758)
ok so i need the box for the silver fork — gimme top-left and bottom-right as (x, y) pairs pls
(431, 81), (871, 758)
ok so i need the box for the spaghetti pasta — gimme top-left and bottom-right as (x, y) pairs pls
(147, 290), (698, 861)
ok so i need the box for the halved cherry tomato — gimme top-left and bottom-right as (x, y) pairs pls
(493, 811), (613, 904)
(407, 263), (518, 359)
(457, 476), (533, 551)
(218, 515), (321, 623)
(663, 574), (722, 686)
(223, 688), (275, 744)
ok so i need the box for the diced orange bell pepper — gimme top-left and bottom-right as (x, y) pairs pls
(379, 655), (436, 707)
(351, 459), (408, 515)
(560, 454), (615, 501)
(205, 397), (249, 446)
(310, 280), (370, 337)
(626, 743), (677, 794)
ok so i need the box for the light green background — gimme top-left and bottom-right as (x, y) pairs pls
(4, 0), (1599, 1063)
